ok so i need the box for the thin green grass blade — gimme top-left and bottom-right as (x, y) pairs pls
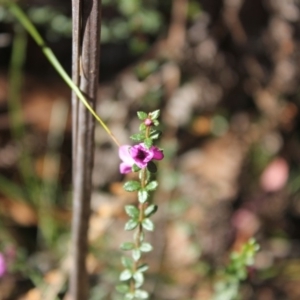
(5, 2), (120, 146)
(7, 23), (41, 204)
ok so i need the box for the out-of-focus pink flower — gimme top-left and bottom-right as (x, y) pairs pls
(0, 253), (7, 277)
(260, 158), (289, 192)
(232, 208), (260, 236)
(119, 143), (164, 174)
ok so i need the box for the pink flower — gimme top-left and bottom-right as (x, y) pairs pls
(119, 143), (164, 174)
(260, 158), (289, 192)
(0, 253), (7, 277)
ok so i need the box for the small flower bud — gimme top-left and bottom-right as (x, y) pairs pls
(144, 118), (152, 126)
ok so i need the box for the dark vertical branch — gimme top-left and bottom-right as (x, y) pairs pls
(71, 0), (101, 299)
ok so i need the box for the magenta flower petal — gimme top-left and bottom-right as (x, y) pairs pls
(0, 254), (6, 277)
(151, 146), (164, 160)
(119, 145), (136, 174)
(120, 162), (132, 174)
(119, 145), (134, 163)
(130, 144), (153, 168)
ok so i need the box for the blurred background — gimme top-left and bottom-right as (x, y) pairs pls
(0, 0), (300, 299)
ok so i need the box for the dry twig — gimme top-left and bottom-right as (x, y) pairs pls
(70, 0), (102, 299)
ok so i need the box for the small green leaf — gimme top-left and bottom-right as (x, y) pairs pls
(134, 289), (149, 299)
(121, 256), (133, 268)
(125, 205), (139, 218)
(150, 130), (161, 140)
(137, 111), (148, 120)
(140, 243), (153, 252)
(130, 133), (145, 141)
(125, 293), (135, 300)
(124, 219), (139, 231)
(142, 218), (154, 231)
(132, 164), (141, 172)
(139, 123), (147, 131)
(144, 138), (153, 149)
(153, 119), (159, 126)
(132, 249), (141, 261)
(237, 268), (247, 280)
(137, 263), (149, 273)
(149, 109), (160, 120)
(133, 272), (144, 286)
(138, 189), (149, 203)
(120, 242), (135, 251)
(147, 161), (157, 173)
(144, 204), (158, 217)
(123, 180), (141, 192)
(245, 257), (254, 266)
(146, 181), (158, 191)
(120, 269), (132, 281)
(116, 284), (129, 294)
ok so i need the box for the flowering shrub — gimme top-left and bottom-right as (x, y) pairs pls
(117, 110), (163, 299)
(0, 3), (263, 299)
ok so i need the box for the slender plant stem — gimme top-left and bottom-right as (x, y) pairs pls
(130, 130), (150, 295)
